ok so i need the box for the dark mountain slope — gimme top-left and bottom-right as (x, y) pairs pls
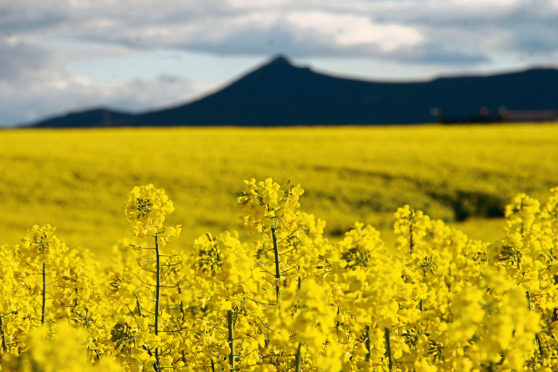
(32, 108), (134, 128)
(135, 56), (393, 126)
(28, 56), (558, 127)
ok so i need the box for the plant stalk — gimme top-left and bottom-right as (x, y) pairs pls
(154, 233), (161, 372)
(409, 222), (414, 254)
(295, 343), (302, 372)
(408, 209), (415, 254)
(136, 298), (143, 317)
(271, 225), (281, 300)
(365, 325), (371, 361)
(526, 291), (544, 357)
(384, 328), (393, 372)
(0, 316), (7, 352)
(228, 310), (235, 372)
(41, 262), (46, 325)
(335, 306), (340, 335)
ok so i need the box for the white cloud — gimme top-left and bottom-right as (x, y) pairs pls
(0, 73), (200, 126)
(0, 38), (202, 126)
(286, 12), (423, 51)
(3, 0), (552, 59)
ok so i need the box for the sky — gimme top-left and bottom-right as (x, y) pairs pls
(1, 0), (557, 126)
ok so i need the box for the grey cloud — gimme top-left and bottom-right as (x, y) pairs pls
(0, 1), (70, 34)
(501, 5), (558, 53)
(394, 46), (490, 65)
(0, 40), (54, 81)
(2, 0), (556, 63)
(157, 74), (186, 83)
(400, 1), (558, 56)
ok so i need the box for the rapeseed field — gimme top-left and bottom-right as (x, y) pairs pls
(2, 176), (558, 370)
(1, 124), (557, 256)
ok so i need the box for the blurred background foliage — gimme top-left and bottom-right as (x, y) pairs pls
(1, 123), (557, 258)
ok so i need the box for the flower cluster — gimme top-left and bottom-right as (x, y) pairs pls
(125, 184), (180, 242)
(2, 180), (558, 371)
(238, 178), (304, 235)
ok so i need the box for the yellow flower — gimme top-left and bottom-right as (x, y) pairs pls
(125, 184), (174, 237)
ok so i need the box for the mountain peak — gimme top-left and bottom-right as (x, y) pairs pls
(250, 54), (309, 76)
(239, 54), (301, 80)
(26, 57), (558, 127)
(268, 54), (292, 66)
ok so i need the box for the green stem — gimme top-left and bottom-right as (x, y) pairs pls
(384, 328), (393, 372)
(227, 310), (235, 372)
(154, 233), (161, 372)
(136, 298), (143, 317)
(535, 333), (544, 358)
(177, 283), (185, 321)
(365, 325), (371, 361)
(271, 225), (281, 300)
(41, 262), (46, 325)
(295, 343), (302, 372)
(0, 316), (7, 352)
(335, 306), (340, 335)
(525, 291), (544, 358)
(409, 222), (414, 254)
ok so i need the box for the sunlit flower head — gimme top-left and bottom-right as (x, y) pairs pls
(125, 184), (174, 237)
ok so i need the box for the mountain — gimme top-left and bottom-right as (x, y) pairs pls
(28, 56), (558, 127)
(32, 108), (134, 128)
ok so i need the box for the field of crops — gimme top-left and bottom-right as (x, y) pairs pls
(2, 176), (558, 370)
(1, 124), (558, 257)
(2, 123), (558, 371)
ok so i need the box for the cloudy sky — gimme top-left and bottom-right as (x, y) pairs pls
(1, 0), (557, 126)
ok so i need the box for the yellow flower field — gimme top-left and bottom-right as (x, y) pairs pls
(1, 124), (557, 257)
(2, 177), (558, 371)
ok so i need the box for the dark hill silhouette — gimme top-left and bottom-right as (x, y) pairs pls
(29, 55), (558, 127)
(32, 108), (134, 128)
